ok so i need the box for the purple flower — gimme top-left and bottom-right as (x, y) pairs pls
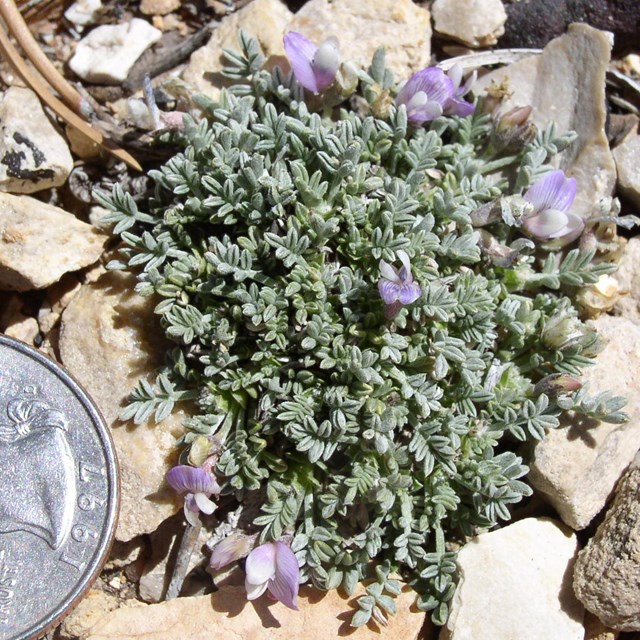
(395, 67), (453, 125)
(378, 250), (422, 306)
(522, 170), (584, 246)
(166, 465), (220, 527)
(443, 64), (476, 117)
(396, 65), (475, 125)
(244, 541), (300, 610)
(283, 31), (339, 94)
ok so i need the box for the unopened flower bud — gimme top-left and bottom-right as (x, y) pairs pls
(491, 105), (537, 151)
(534, 374), (582, 398)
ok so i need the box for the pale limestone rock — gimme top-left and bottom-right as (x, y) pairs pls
(69, 19), (162, 84)
(613, 133), (640, 208)
(573, 452), (640, 631)
(474, 24), (616, 220)
(287, 0), (431, 80)
(38, 273), (82, 335)
(442, 518), (583, 640)
(64, 0), (103, 26)
(182, 0), (293, 98)
(0, 193), (107, 291)
(83, 584), (429, 640)
(4, 314), (38, 344)
(140, 0), (180, 16)
(0, 87), (73, 194)
(59, 586), (122, 640)
(613, 237), (640, 321)
(432, 0), (506, 48)
(528, 314), (640, 530)
(59, 270), (184, 541)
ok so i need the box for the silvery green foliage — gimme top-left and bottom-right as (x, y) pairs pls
(97, 33), (626, 625)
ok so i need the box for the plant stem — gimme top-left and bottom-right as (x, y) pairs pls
(165, 520), (202, 600)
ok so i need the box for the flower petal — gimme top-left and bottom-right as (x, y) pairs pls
(556, 211), (585, 241)
(523, 209), (570, 241)
(194, 492), (216, 514)
(166, 465), (220, 496)
(378, 279), (400, 304)
(444, 97), (475, 117)
(183, 498), (201, 527)
(397, 282), (422, 305)
(312, 37), (339, 91)
(396, 250), (413, 281)
(524, 170), (577, 214)
(379, 260), (400, 284)
(268, 541), (299, 610)
(245, 579), (269, 601)
(461, 69), (477, 96)
(245, 543), (277, 585)
(397, 68), (453, 112)
(284, 31), (319, 93)
(407, 100), (443, 125)
(447, 64), (463, 91)
(543, 211), (585, 248)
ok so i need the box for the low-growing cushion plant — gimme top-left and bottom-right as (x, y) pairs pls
(98, 32), (629, 625)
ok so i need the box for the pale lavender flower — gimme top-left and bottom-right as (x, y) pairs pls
(395, 67), (454, 125)
(443, 64), (476, 117)
(166, 465), (220, 527)
(209, 532), (257, 571)
(522, 170), (584, 246)
(244, 541), (299, 610)
(378, 250), (422, 306)
(283, 31), (339, 94)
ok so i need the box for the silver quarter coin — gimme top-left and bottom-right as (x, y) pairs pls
(0, 335), (119, 640)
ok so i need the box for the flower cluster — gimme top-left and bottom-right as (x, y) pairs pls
(103, 31), (626, 627)
(395, 65), (475, 125)
(522, 169), (584, 247)
(166, 464), (220, 527)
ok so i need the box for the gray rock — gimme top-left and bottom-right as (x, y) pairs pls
(442, 518), (584, 640)
(286, 0), (432, 80)
(0, 192), (107, 291)
(432, 0), (507, 48)
(573, 452), (640, 631)
(59, 270), (184, 541)
(69, 19), (162, 84)
(613, 133), (640, 209)
(475, 24), (616, 220)
(0, 87), (73, 194)
(528, 315), (640, 530)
